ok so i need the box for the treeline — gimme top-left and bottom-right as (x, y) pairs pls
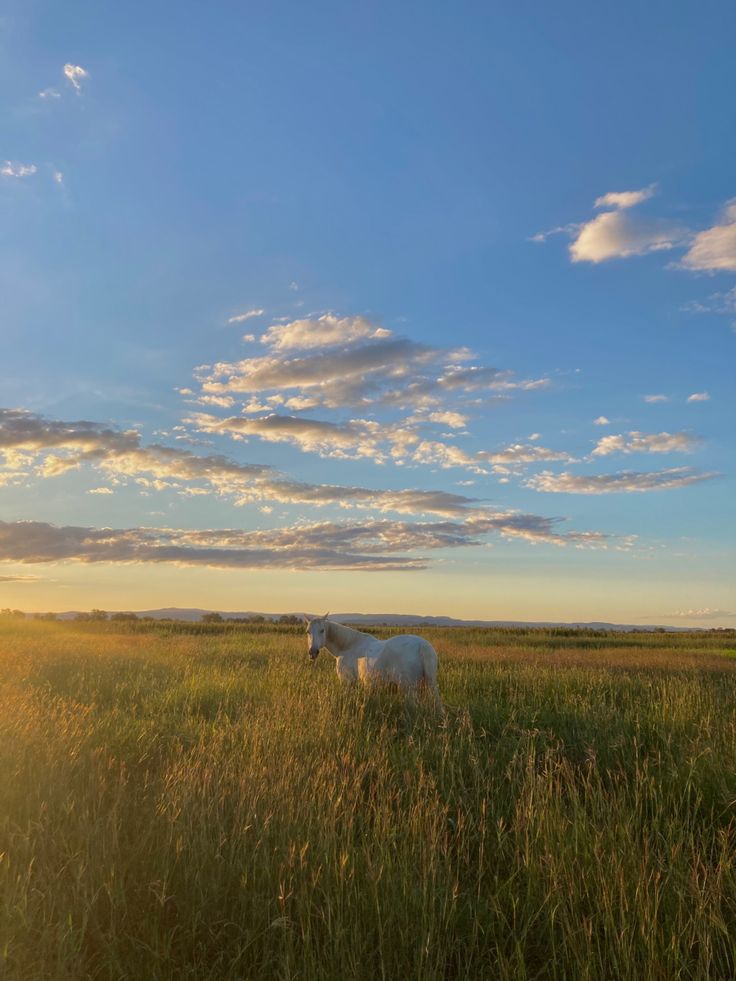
(6, 609), (304, 626)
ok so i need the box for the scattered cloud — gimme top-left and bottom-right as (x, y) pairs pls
(63, 63), (88, 93)
(0, 574), (41, 583)
(477, 442), (575, 475)
(191, 314), (550, 470)
(0, 407), (487, 518)
(52, 169), (64, 185)
(591, 431), (700, 457)
(536, 189), (736, 276)
(527, 467), (718, 494)
(683, 286), (736, 331)
(593, 416), (611, 426)
(687, 392), (710, 403)
(643, 394), (669, 403)
(227, 308), (264, 324)
(681, 200), (736, 273)
(1, 161), (37, 178)
(0, 408), (625, 566)
(669, 608), (736, 620)
(38, 87), (61, 99)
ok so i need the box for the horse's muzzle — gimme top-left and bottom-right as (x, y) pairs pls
(308, 648), (319, 660)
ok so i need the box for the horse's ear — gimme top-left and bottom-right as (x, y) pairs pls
(323, 610), (330, 620)
(302, 613), (310, 625)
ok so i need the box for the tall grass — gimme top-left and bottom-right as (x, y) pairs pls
(1, 619), (735, 979)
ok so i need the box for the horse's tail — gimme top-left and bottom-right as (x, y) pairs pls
(419, 638), (441, 704)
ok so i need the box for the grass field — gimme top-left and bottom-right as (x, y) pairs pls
(1, 618), (735, 980)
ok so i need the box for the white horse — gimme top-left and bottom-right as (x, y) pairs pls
(304, 615), (440, 701)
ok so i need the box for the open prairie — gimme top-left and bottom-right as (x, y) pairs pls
(1, 618), (735, 980)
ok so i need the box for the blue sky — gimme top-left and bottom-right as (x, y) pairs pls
(1, 0), (734, 623)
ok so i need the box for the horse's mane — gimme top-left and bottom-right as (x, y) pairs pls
(325, 618), (371, 651)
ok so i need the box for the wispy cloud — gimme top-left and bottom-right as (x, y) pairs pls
(227, 308), (264, 324)
(63, 63), (88, 93)
(591, 431), (700, 457)
(593, 416), (611, 426)
(683, 286), (736, 330)
(643, 394), (669, 404)
(1, 161), (37, 178)
(687, 392), (710, 403)
(38, 87), (61, 99)
(527, 467), (718, 494)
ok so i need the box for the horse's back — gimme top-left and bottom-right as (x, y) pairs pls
(375, 634), (438, 689)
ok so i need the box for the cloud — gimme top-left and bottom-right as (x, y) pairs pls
(0, 574), (41, 583)
(687, 392), (710, 403)
(438, 365), (549, 393)
(593, 416), (611, 426)
(527, 467), (718, 494)
(190, 411), (410, 462)
(227, 308), (264, 324)
(38, 87), (61, 99)
(52, 170), (64, 186)
(669, 608), (736, 620)
(681, 201), (736, 273)
(63, 64), (88, 92)
(591, 431), (700, 457)
(190, 413), (570, 475)
(570, 209), (686, 264)
(202, 336), (439, 400)
(683, 286), (736, 332)
(0, 503), (617, 574)
(568, 185), (687, 263)
(87, 487), (114, 495)
(197, 315), (545, 411)
(0, 519), (424, 572)
(191, 313), (552, 471)
(425, 411), (468, 429)
(0, 407), (488, 518)
(260, 314), (391, 352)
(529, 223), (580, 244)
(473, 442), (576, 476)
(643, 394), (669, 403)
(1, 161), (37, 178)
(539, 190), (736, 274)
(593, 186), (656, 210)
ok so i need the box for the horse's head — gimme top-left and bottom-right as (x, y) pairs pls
(304, 614), (329, 662)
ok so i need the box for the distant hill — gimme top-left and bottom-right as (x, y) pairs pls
(49, 607), (704, 632)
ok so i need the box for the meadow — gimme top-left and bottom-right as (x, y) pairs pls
(1, 618), (735, 980)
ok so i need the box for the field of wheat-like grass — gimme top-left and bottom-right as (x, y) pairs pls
(1, 618), (735, 980)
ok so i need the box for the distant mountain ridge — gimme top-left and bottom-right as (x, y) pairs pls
(49, 607), (706, 632)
